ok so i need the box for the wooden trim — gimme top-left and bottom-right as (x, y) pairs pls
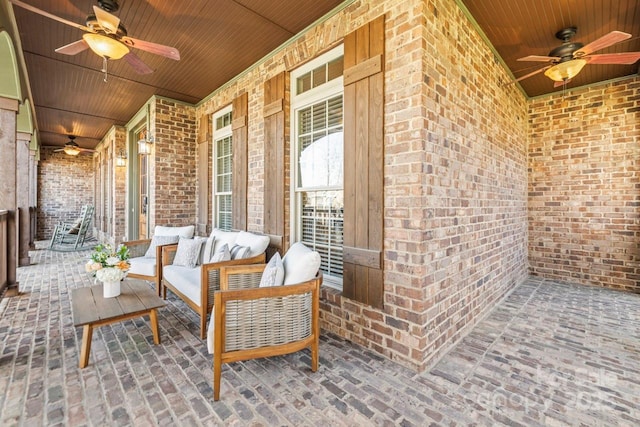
(232, 115), (247, 130)
(343, 54), (383, 86)
(263, 99), (283, 117)
(263, 72), (287, 238)
(0, 97), (19, 112)
(343, 246), (381, 269)
(232, 92), (249, 231)
(342, 15), (385, 309)
(197, 114), (211, 144)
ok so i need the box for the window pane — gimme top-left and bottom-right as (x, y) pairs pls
(300, 190), (344, 278)
(297, 95), (343, 188)
(297, 72), (311, 94)
(312, 65), (326, 88)
(327, 57), (343, 81)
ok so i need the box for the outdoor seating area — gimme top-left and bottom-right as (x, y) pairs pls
(1, 1), (638, 426)
(1, 243), (638, 425)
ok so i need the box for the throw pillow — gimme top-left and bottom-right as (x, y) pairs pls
(230, 244), (251, 260)
(209, 244), (231, 263)
(144, 234), (180, 258)
(202, 234), (216, 264)
(173, 237), (205, 268)
(259, 252), (284, 288)
(282, 242), (321, 285)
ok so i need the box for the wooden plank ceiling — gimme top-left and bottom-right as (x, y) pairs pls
(9, 0), (344, 148)
(7, 0), (640, 149)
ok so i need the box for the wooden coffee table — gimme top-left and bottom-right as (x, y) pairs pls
(71, 279), (166, 368)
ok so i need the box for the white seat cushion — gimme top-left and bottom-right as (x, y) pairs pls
(128, 256), (156, 277)
(155, 225), (195, 238)
(282, 242), (321, 285)
(163, 265), (202, 305)
(235, 231), (270, 257)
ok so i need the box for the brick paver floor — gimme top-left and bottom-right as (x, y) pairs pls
(1, 243), (639, 426)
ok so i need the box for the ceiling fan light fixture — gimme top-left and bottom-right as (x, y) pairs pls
(63, 145), (81, 156)
(82, 33), (129, 59)
(544, 59), (587, 82)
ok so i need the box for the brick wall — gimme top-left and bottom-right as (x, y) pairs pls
(151, 98), (197, 229)
(193, 0), (529, 371)
(37, 147), (94, 240)
(529, 77), (640, 291)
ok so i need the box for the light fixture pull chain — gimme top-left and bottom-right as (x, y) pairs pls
(102, 57), (108, 82)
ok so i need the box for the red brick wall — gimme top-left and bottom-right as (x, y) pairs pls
(150, 98), (197, 229)
(528, 77), (640, 291)
(194, 0), (529, 371)
(37, 147), (94, 240)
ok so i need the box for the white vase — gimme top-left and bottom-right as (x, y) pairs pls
(102, 280), (121, 298)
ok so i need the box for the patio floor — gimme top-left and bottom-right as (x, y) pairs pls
(1, 243), (639, 426)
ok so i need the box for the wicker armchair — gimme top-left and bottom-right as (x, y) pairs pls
(209, 261), (322, 401)
(124, 225), (195, 296)
(161, 244), (266, 339)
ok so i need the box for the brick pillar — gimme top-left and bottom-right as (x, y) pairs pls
(0, 96), (19, 295)
(28, 148), (38, 250)
(16, 132), (32, 266)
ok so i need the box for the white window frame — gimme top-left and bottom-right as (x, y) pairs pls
(290, 44), (344, 290)
(212, 105), (233, 230)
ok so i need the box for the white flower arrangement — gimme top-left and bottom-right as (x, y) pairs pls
(95, 266), (127, 283)
(86, 244), (130, 283)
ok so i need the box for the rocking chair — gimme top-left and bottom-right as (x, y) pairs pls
(49, 204), (94, 250)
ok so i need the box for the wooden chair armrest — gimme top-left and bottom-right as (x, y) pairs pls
(123, 239), (152, 258)
(123, 238), (152, 248)
(201, 253), (266, 272)
(161, 244), (179, 266)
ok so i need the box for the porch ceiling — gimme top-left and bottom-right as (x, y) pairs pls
(5, 0), (640, 150)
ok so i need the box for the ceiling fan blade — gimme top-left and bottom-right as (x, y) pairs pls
(55, 39), (89, 55)
(517, 55), (560, 62)
(122, 36), (181, 60)
(9, 0), (92, 32)
(575, 31), (631, 57)
(92, 5), (120, 35)
(505, 65), (551, 86)
(124, 52), (154, 74)
(587, 52), (640, 65)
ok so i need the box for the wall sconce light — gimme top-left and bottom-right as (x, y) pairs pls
(137, 131), (153, 155)
(116, 149), (127, 167)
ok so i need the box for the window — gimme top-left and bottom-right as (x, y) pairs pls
(291, 45), (344, 289)
(213, 106), (233, 230)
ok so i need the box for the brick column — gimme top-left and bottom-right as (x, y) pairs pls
(0, 96), (19, 295)
(16, 131), (32, 266)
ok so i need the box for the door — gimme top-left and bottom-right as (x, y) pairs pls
(138, 134), (148, 239)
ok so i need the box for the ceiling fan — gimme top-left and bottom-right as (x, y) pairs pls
(54, 136), (96, 156)
(9, 0), (180, 76)
(510, 27), (640, 87)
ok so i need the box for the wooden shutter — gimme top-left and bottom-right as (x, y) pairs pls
(342, 15), (385, 309)
(263, 72), (287, 254)
(196, 114), (211, 235)
(232, 93), (248, 231)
